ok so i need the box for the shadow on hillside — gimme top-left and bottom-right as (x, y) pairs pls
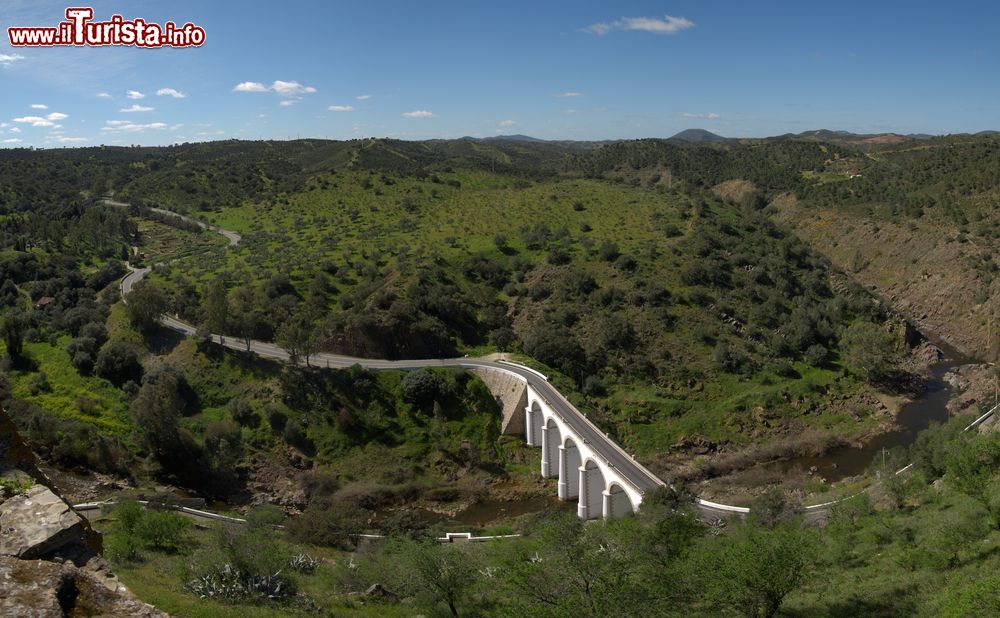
(786, 592), (917, 618)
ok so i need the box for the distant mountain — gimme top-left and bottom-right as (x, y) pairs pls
(669, 128), (729, 143)
(481, 134), (546, 143)
(789, 129), (910, 145)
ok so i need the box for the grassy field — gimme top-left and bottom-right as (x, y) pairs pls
(1, 336), (130, 434)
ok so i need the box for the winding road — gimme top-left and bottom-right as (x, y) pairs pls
(116, 203), (666, 501)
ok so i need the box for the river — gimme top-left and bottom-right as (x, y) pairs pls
(774, 339), (972, 482)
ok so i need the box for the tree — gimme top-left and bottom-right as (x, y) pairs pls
(202, 277), (228, 344)
(1, 309), (25, 358)
(287, 495), (370, 549)
(367, 537), (482, 618)
(840, 320), (899, 381)
(400, 369), (450, 407)
(228, 285), (260, 351)
(496, 511), (661, 617)
(126, 280), (167, 332)
(130, 368), (187, 460)
(95, 341), (143, 386)
(276, 307), (318, 366)
(698, 523), (816, 618)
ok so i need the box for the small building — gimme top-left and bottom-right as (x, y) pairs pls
(34, 296), (55, 309)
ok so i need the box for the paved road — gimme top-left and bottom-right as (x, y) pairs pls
(104, 198), (242, 246)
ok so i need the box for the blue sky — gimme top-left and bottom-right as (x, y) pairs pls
(1, 0), (998, 147)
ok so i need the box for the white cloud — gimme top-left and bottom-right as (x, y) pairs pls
(2, 138), (22, 144)
(156, 87), (186, 98)
(0, 53), (25, 66)
(13, 116), (59, 127)
(46, 112), (68, 121)
(356, 95), (372, 100)
(97, 92), (111, 98)
(126, 90), (145, 99)
(102, 120), (167, 133)
(54, 136), (87, 143)
(120, 104), (154, 113)
(9, 127), (21, 133)
(554, 91), (582, 98)
(585, 15), (695, 36)
(499, 119), (518, 127)
(271, 80), (316, 96)
(328, 105), (355, 112)
(279, 100), (298, 107)
(30, 103), (48, 110)
(233, 81), (269, 92)
(402, 110), (435, 118)
(234, 80), (317, 96)
(682, 112), (720, 120)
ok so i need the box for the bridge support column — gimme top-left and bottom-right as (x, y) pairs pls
(540, 425), (551, 478)
(602, 490), (613, 519)
(557, 444), (578, 500)
(524, 405), (536, 446)
(577, 466), (590, 520)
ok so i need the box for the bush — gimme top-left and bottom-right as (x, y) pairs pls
(282, 419), (312, 451)
(400, 369), (450, 407)
(106, 501), (190, 561)
(804, 344), (829, 366)
(227, 396), (259, 428)
(95, 341), (143, 386)
(288, 495), (371, 548)
(266, 404), (288, 433)
(186, 524), (297, 602)
(137, 510), (191, 552)
(71, 351), (94, 375)
(246, 504), (285, 529)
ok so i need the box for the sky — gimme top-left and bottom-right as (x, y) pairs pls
(1, 0), (999, 148)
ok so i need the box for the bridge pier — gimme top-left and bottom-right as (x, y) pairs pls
(578, 462), (604, 520)
(524, 405), (536, 446)
(603, 486), (632, 518)
(557, 443), (579, 500)
(578, 466), (591, 520)
(540, 425), (551, 478)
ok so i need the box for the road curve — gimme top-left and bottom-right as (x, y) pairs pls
(116, 204), (666, 498)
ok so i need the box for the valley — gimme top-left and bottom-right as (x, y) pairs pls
(1, 132), (997, 616)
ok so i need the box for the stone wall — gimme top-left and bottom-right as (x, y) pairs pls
(471, 369), (527, 437)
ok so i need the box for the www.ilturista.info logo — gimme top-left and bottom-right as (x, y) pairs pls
(7, 7), (205, 48)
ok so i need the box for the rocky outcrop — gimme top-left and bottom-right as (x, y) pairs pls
(0, 485), (87, 559)
(0, 404), (168, 616)
(0, 555), (167, 617)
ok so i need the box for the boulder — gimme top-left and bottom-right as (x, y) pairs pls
(0, 485), (86, 559)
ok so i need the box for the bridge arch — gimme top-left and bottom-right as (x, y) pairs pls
(558, 436), (581, 500)
(603, 482), (635, 518)
(540, 417), (562, 478)
(525, 400), (544, 447)
(578, 458), (606, 520)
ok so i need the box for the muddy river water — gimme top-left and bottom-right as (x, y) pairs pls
(774, 340), (972, 482)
